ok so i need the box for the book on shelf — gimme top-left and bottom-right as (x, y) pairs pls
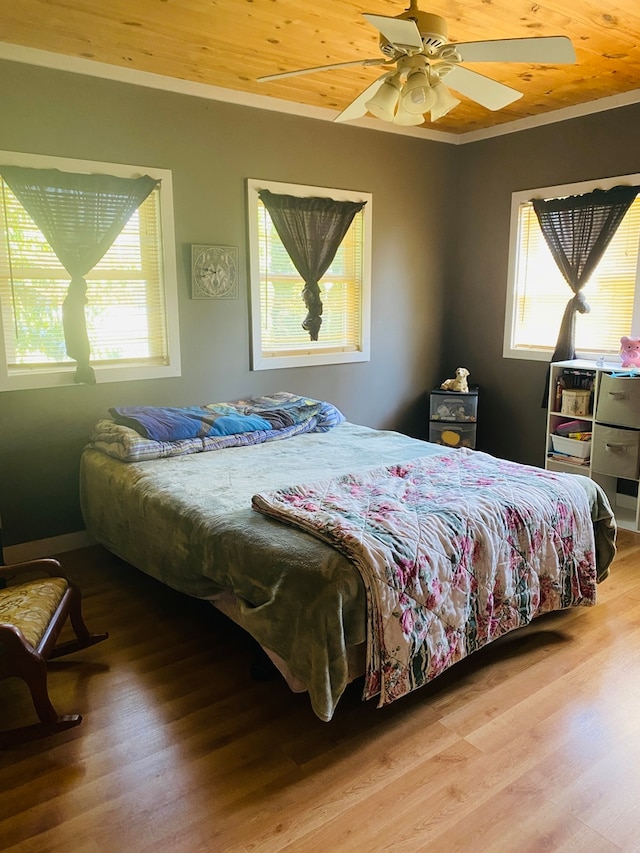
(549, 451), (590, 466)
(560, 368), (596, 389)
(552, 369), (595, 412)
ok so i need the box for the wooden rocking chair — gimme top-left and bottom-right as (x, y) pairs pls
(0, 557), (108, 747)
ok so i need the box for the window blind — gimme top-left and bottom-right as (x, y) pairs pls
(257, 200), (363, 357)
(513, 197), (640, 354)
(0, 179), (167, 369)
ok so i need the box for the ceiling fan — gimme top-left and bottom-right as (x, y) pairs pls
(257, 0), (576, 125)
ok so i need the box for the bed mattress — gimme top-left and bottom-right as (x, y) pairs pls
(81, 422), (454, 719)
(80, 421), (616, 721)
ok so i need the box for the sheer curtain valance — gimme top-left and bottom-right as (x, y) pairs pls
(259, 189), (366, 341)
(0, 166), (159, 384)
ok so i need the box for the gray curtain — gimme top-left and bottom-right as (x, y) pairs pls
(533, 185), (639, 362)
(0, 166), (159, 384)
(533, 184), (638, 406)
(259, 190), (366, 341)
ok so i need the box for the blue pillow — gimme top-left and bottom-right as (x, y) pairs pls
(208, 414), (272, 436)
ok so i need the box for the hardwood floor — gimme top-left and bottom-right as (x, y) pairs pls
(2, 532), (640, 852)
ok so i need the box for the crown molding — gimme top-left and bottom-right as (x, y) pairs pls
(458, 89), (640, 143)
(0, 42), (454, 142)
(2, 42), (639, 146)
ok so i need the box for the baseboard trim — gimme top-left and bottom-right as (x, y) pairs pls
(3, 530), (96, 563)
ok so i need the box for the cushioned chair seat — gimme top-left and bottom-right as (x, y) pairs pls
(0, 558), (107, 747)
(0, 577), (69, 650)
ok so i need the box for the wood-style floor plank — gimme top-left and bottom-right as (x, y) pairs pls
(1, 532), (640, 852)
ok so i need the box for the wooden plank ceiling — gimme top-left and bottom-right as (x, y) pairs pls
(1, 0), (639, 135)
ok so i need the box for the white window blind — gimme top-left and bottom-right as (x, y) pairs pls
(504, 175), (640, 361)
(0, 151), (180, 390)
(257, 198), (363, 357)
(247, 178), (372, 371)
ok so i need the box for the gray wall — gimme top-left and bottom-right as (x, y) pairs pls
(0, 60), (456, 545)
(450, 104), (640, 465)
(1, 58), (638, 547)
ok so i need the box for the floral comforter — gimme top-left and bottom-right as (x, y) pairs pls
(252, 448), (603, 709)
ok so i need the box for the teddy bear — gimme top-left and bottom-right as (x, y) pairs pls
(620, 336), (640, 367)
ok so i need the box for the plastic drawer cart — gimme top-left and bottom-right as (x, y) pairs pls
(429, 387), (478, 449)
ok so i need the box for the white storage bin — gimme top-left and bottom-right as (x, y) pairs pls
(551, 434), (592, 459)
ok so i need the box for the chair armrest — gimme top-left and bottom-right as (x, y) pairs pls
(0, 558), (64, 585)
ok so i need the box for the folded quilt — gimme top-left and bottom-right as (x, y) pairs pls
(252, 449), (605, 711)
(90, 392), (345, 462)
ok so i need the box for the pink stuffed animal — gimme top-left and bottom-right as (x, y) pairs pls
(620, 336), (640, 367)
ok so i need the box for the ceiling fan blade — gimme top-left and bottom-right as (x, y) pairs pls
(443, 65), (523, 111)
(362, 13), (423, 50)
(454, 36), (576, 64)
(257, 58), (386, 83)
(334, 74), (391, 123)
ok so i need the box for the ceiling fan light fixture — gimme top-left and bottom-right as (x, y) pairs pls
(393, 104), (426, 126)
(365, 74), (401, 121)
(430, 82), (460, 121)
(401, 68), (436, 115)
(259, 3), (577, 129)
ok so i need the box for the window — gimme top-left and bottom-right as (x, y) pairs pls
(0, 151), (180, 390)
(503, 173), (640, 362)
(247, 178), (371, 370)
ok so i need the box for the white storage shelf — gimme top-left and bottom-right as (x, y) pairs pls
(546, 360), (640, 532)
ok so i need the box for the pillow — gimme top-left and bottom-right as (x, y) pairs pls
(209, 414), (272, 436)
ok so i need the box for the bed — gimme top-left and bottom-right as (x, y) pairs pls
(79, 393), (617, 721)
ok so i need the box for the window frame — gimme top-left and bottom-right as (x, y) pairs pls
(503, 172), (640, 362)
(0, 150), (180, 391)
(247, 177), (372, 371)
